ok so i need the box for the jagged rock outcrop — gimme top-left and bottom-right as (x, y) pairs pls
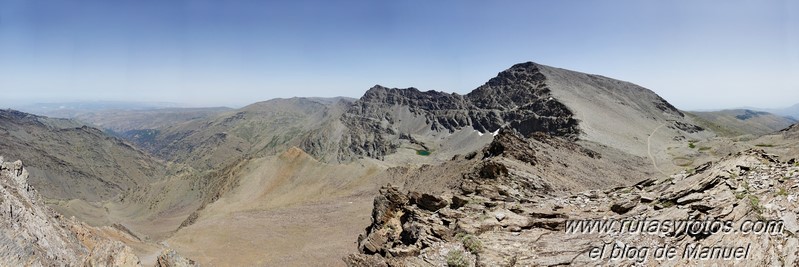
(154, 249), (197, 267)
(345, 147), (799, 266)
(0, 156), (136, 265)
(334, 62), (580, 161)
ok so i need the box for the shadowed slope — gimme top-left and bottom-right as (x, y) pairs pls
(0, 109), (166, 202)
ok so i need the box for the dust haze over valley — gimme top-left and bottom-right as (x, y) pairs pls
(2, 1), (799, 267)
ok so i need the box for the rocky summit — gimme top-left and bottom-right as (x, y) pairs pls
(335, 63), (578, 161)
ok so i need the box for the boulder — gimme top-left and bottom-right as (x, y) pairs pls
(610, 195), (640, 214)
(451, 195), (469, 209)
(409, 192), (448, 212)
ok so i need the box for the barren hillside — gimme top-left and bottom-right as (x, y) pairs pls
(0, 109), (166, 202)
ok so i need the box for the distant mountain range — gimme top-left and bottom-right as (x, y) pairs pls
(754, 103), (799, 120)
(15, 101), (191, 116)
(687, 109), (797, 137)
(701, 103), (799, 120)
(13, 101), (233, 136)
(14, 101), (236, 124)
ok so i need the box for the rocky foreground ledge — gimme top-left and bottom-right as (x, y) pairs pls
(345, 147), (799, 266)
(0, 156), (196, 267)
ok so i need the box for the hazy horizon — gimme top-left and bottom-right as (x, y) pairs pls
(1, 0), (797, 110)
(4, 95), (799, 114)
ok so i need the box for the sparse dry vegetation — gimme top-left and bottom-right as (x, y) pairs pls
(456, 233), (483, 253)
(446, 249), (468, 267)
(777, 187), (789, 197)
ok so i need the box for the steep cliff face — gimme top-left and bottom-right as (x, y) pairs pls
(0, 157), (139, 266)
(345, 63), (577, 137)
(465, 62), (579, 137)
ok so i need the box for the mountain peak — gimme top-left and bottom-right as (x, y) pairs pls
(366, 84), (389, 91)
(313, 61), (709, 162)
(508, 61), (543, 70)
(477, 62), (547, 90)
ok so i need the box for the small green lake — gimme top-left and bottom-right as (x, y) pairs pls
(415, 150), (431, 156)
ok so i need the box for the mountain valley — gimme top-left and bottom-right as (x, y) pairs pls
(2, 62), (798, 266)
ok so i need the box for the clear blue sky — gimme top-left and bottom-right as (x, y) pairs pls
(1, 0), (797, 109)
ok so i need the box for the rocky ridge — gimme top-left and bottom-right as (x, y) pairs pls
(345, 131), (799, 266)
(329, 62), (579, 161)
(0, 156), (138, 266)
(782, 123), (799, 139)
